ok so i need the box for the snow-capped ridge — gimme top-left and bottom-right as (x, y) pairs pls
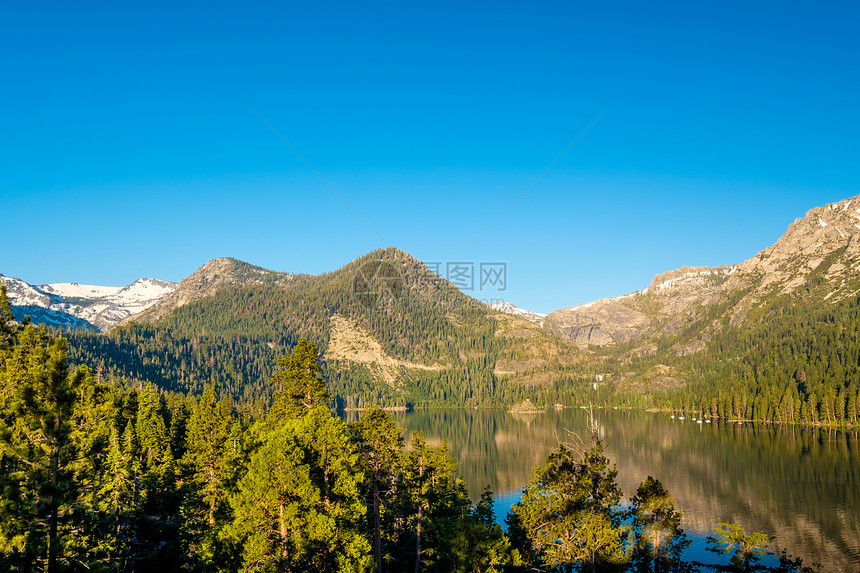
(0, 274), (176, 332)
(487, 301), (546, 323)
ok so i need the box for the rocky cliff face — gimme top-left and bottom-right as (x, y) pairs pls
(543, 266), (735, 346)
(545, 194), (860, 347)
(730, 197), (860, 297)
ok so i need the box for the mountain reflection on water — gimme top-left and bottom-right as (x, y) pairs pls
(343, 408), (859, 571)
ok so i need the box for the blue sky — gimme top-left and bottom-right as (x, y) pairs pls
(3, 1), (858, 314)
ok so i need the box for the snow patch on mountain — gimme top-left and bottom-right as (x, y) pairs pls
(40, 283), (123, 298)
(487, 301), (547, 323)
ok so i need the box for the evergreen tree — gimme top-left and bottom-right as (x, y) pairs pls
(706, 523), (772, 573)
(96, 424), (139, 569)
(226, 405), (370, 572)
(181, 386), (237, 566)
(0, 319), (110, 572)
(396, 432), (471, 573)
(349, 408), (404, 573)
(508, 442), (629, 572)
(0, 285), (20, 349)
(135, 383), (174, 515)
(442, 488), (521, 573)
(267, 339), (331, 423)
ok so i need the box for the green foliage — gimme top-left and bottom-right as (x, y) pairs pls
(180, 386), (239, 564)
(225, 405), (371, 572)
(508, 442), (630, 572)
(0, 285), (19, 349)
(658, 289), (860, 427)
(443, 499), (522, 573)
(0, 290), (823, 573)
(0, 320), (112, 571)
(267, 339), (331, 422)
(62, 249), (585, 411)
(349, 408), (404, 572)
(629, 477), (691, 572)
(706, 523), (772, 572)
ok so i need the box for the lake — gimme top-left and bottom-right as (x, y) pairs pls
(345, 407), (860, 571)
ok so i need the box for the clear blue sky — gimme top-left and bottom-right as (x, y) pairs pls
(3, 1), (858, 314)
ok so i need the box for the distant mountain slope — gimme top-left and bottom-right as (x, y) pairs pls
(67, 248), (585, 409)
(543, 265), (737, 346)
(0, 274), (175, 332)
(34, 195), (860, 424)
(545, 195), (860, 350)
(123, 257), (288, 325)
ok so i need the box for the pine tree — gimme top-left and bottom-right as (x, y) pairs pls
(508, 442), (629, 572)
(226, 405), (370, 572)
(441, 488), (522, 573)
(397, 432), (471, 573)
(0, 317), (110, 572)
(135, 383), (174, 513)
(0, 285), (20, 350)
(180, 386), (237, 565)
(96, 425), (139, 569)
(706, 523), (772, 572)
(267, 339), (331, 423)
(349, 408), (403, 573)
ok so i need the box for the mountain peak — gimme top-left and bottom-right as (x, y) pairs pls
(126, 257), (288, 326)
(733, 194), (860, 296)
(487, 301), (547, 323)
(545, 193), (860, 347)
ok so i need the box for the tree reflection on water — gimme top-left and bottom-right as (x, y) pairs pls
(354, 407), (860, 571)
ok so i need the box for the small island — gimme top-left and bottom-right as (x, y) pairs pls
(508, 398), (546, 414)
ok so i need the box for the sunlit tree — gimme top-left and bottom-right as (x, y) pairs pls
(508, 442), (629, 572)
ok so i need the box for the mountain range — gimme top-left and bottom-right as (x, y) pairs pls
(4, 194), (860, 420)
(0, 275), (175, 332)
(58, 249), (582, 410)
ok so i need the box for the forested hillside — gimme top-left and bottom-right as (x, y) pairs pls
(66, 248), (586, 413)
(645, 280), (860, 425)
(547, 196), (860, 428)
(0, 289), (816, 572)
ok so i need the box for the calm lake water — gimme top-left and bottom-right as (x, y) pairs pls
(346, 408), (860, 571)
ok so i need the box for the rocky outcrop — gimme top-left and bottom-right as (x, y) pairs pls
(543, 299), (649, 345)
(544, 266), (733, 346)
(545, 194), (860, 347)
(728, 197), (860, 299)
(508, 398), (545, 414)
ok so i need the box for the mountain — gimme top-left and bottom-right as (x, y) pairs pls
(546, 195), (860, 349)
(543, 265), (737, 347)
(67, 248), (586, 410)
(540, 194), (860, 424)
(0, 274), (175, 332)
(487, 301), (547, 324)
(23, 195), (860, 423)
(122, 257), (290, 324)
